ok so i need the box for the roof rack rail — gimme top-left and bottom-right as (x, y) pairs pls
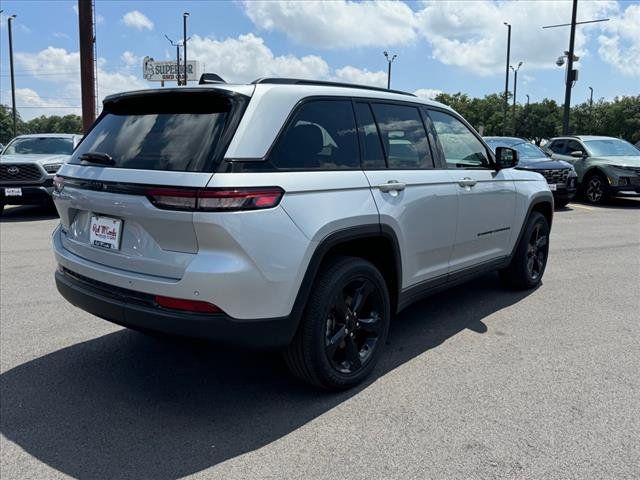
(199, 73), (226, 85)
(251, 77), (416, 97)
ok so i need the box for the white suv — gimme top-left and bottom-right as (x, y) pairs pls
(52, 77), (553, 389)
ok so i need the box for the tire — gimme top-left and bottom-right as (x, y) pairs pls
(499, 211), (550, 290)
(554, 198), (569, 209)
(284, 256), (391, 390)
(0, 203), (4, 216)
(582, 171), (609, 204)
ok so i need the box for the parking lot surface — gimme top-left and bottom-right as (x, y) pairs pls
(1, 199), (639, 480)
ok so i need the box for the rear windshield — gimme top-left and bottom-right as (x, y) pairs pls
(70, 91), (243, 172)
(4, 137), (74, 155)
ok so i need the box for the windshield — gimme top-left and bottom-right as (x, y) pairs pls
(3, 137), (74, 155)
(486, 140), (546, 159)
(584, 139), (639, 157)
(69, 92), (239, 172)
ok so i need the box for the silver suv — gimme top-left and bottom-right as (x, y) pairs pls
(52, 77), (553, 389)
(1, 133), (82, 214)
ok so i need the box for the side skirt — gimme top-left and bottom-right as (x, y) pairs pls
(396, 256), (510, 313)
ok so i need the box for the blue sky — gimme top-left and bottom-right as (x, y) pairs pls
(1, 0), (638, 120)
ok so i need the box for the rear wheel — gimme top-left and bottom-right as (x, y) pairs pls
(583, 172), (609, 204)
(554, 198), (570, 209)
(284, 256), (390, 390)
(499, 211), (550, 290)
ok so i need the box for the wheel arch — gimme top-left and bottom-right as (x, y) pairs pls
(289, 224), (402, 328)
(510, 195), (554, 259)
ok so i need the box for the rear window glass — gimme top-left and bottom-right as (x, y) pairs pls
(5, 137), (74, 155)
(69, 93), (237, 172)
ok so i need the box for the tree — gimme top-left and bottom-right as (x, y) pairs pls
(0, 104), (26, 145)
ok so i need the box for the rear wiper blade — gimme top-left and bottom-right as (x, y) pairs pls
(79, 152), (115, 166)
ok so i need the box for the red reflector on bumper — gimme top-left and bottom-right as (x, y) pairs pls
(155, 295), (222, 313)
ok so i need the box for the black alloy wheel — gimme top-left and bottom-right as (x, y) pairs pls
(584, 173), (607, 204)
(284, 256), (390, 390)
(526, 222), (548, 282)
(325, 277), (384, 374)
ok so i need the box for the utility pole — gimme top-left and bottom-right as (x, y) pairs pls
(7, 14), (17, 137)
(165, 35), (182, 86)
(542, 1), (608, 135)
(510, 62), (522, 135)
(182, 12), (189, 85)
(383, 51), (397, 90)
(78, 0), (96, 132)
(503, 22), (511, 135)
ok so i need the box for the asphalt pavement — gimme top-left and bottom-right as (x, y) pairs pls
(1, 198), (639, 480)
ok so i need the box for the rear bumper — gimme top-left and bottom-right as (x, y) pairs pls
(55, 267), (297, 348)
(1, 184), (53, 205)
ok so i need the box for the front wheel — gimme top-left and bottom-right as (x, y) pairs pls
(500, 211), (550, 290)
(583, 172), (609, 204)
(284, 256), (390, 390)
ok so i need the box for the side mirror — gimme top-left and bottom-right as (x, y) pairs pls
(495, 146), (519, 169)
(570, 150), (586, 158)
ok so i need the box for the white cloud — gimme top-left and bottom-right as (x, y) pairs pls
(242, 0), (634, 79)
(414, 88), (443, 100)
(122, 10), (154, 31)
(334, 66), (387, 87)
(243, 0), (417, 48)
(121, 51), (140, 67)
(13, 46), (148, 119)
(188, 33), (330, 83)
(52, 32), (70, 39)
(597, 3), (640, 76)
(415, 0), (618, 76)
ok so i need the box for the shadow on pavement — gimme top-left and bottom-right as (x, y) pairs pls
(1, 274), (535, 479)
(0, 204), (58, 223)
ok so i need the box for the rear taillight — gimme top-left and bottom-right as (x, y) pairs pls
(155, 295), (222, 313)
(145, 187), (284, 212)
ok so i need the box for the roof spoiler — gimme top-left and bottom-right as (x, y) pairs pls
(199, 73), (226, 85)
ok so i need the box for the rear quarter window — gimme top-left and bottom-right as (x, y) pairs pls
(269, 100), (359, 170)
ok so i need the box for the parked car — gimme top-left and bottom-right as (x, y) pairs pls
(484, 136), (577, 208)
(52, 77), (554, 390)
(0, 133), (82, 214)
(546, 135), (640, 204)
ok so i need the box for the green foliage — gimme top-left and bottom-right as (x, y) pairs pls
(433, 94), (640, 144)
(0, 105), (82, 145)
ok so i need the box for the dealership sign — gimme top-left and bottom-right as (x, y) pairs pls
(143, 56), (201, 82)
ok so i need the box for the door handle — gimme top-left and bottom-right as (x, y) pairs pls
(377, 181), (406, 193)
(458, 177), (477, 188)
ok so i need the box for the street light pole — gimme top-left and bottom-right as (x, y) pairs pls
(8, 14), (17, 137)
(182, 12), (189, 85)
(510, 62), (522, 135)
(588, 86), (593, 107)
(503, 22), (511, 135)
(526, 94), (530, 106)
(561, 0), (579, 135)
(383, 51), (397, 90)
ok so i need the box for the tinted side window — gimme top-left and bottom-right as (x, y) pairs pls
(548, 140), (566, 154)
(428, 110), (490, 169)
(371, 103), (434, 169)
(566, 140), (584, 154)
(270, 100), (358, 170)
(354, 102), (386, 169)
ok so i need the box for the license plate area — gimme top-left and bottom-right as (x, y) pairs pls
(89, 215), (123, 250)
(4, 188), (22, 197)
(548, 184), (557, 191)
